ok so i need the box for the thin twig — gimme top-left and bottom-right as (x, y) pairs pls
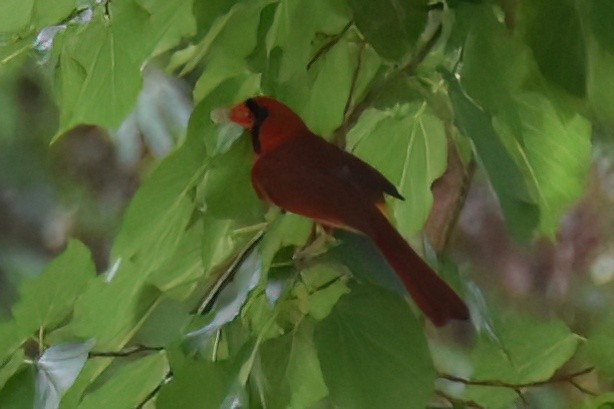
(568, 380), (598, 396)
(193, 229), (266, 315)
(135, 370), (173, 409)
(307, 21), (353, 70)
(435, 390), (484, 409)
(334, 42), (367, 148)
(89, 344), (164, 358)
(332, 20), (443, 145)
(439, 367), (596, 394)
(442, 158), (476, 253)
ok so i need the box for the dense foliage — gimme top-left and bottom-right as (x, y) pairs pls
(0, 0), (612, 408)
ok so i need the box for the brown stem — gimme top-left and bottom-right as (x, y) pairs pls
(89, 344), (164, 358)
(435, 390), (485, 409)
(333, 21), (443, 143)
(136, 370), (173, 409)
(307, 21), (353, 71)
(193, 229), (265, 315)
(439, 367), (596, 395)
(334, 42), (366, 148)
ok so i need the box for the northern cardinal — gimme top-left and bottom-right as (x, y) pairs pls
(226, 96), (469, 326)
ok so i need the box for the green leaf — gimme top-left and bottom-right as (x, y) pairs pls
(347, 0), (427, 61)
(263, 0), (354, 134)
(257, 319), (328, 409)
(260, 212), (313, 269)
(77, 353), (168, 409)
(459, 5), (535, 113)
(328, 231), (403, 295)
(156, 354), (238, 409)
(314, 285), (435, 409)
(265, 0), (350, 82)
(458, 313), (580, 408)
(0, 350), (25, 391)
(0, 0), (75, 34)
(520, 0), (586, 96)
(0, 366), (35, 409)
(191, 0), (273, 101)
(32, 0), (75, 28)
(200, 137), (262, 222)
(147, 221), (204, 296)
(0, 321), (30, 368)
(111, 134), (206, 273)
(576, 393), (614, 409)
(11, 240), (95, 332)
(59, 270), (162, 407)
(200, 216), (242, 273)
(301, 34), (361, 136)
(0, 0), (34, 34)
(471, 313), (580, 383)
(348, 103), (447, 237)
(582, 0), (614, 128)
(494, 92), (591, 237)
(584, 313), (614, 378)
(69, 261), (159, 349)
(189, 250), (262, 344)
(445, 71), (539, 240)
(301, 264), (350, 321)
(588, 0), (614, 53)
(54, 0), (195, 134)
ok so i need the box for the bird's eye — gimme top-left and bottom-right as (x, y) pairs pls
(245, 98), (268, 125)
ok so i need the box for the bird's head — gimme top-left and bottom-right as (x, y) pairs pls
(227, 97), (309, 154)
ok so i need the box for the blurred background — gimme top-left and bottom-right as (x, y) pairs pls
(0, 60), (192, 318)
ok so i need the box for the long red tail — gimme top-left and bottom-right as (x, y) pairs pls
(365, 211), (470, 326)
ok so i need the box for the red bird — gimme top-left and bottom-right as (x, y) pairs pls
(228, 96), (469, 326)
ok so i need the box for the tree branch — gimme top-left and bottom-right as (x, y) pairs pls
(89, 344), (164, 358)
(435, 390), (485, 409)
(333, 41), (367, 148)
(333, 21), (443, 145)
(438, 367), (596, 396)
(136, 370), (173, 409)
(193, 228), (266, 315)
(307, 21), (353, 71)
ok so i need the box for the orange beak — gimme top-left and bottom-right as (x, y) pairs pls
(229, 103), (253, 129)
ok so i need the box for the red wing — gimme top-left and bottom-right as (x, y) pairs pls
(251, 134), (398, 232)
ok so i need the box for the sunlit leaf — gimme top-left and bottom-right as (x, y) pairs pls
(78, 353), (168, 409)
(495, 92), (591, 236)
(0, 350), (25, 391)
(259, 212), (312, 269)
(0, 321), (30, 370)
(11, 240), (96, 332)
(348, 103), (447, 237)
(54, 0), (195, 135)
(471, 313), (580, 383)
(0, 0), (35, 34)
(445, 71), (539, 240)
(111, 134), (206, 273)
(200, 137), (262, 222)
